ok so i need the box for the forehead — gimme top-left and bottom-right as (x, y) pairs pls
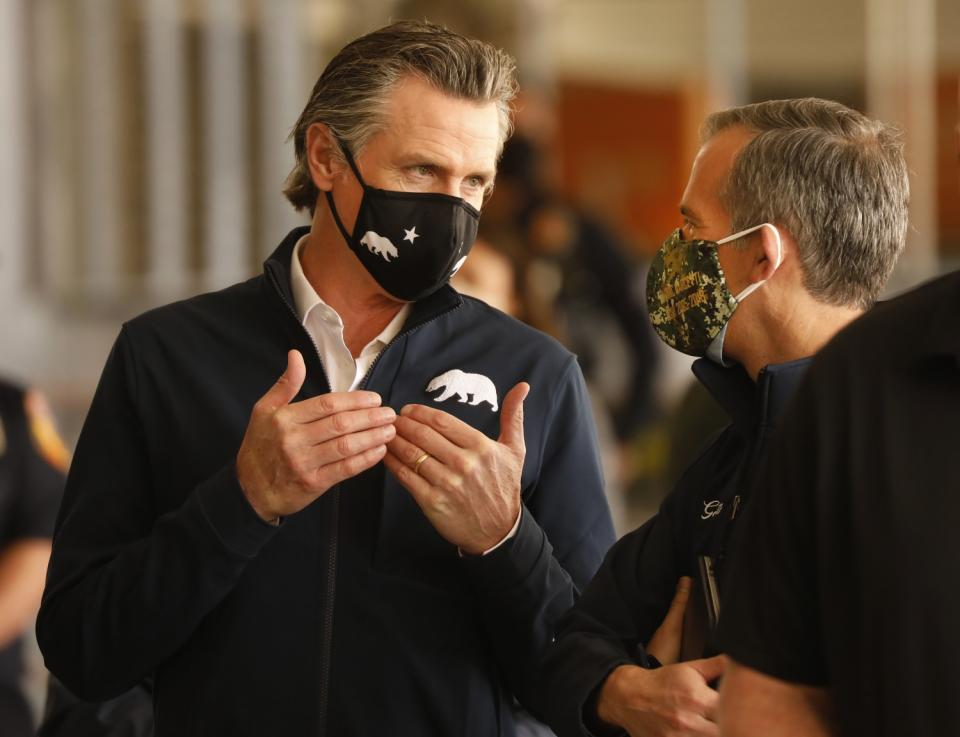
(377, 75), (501, 170)
(682, 125), (756, 216)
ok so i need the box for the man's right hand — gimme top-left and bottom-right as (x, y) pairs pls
(596, 657), (725, 737)
(236, 350), (397, 522)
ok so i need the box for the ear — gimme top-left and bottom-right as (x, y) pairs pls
(305, 123), (344, 193)
(748, 224), (786, 283)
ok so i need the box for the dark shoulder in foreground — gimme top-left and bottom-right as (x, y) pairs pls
(814, 270), (960, 372)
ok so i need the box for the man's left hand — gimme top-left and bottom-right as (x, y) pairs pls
(384, 382), (529, 555)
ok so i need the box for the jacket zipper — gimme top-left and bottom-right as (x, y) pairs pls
(266, 268), (339, 737)
(266, 265), (461, 735)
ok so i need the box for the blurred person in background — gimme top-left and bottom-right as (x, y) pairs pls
(717, 81), (960, 737)
(0, 378), (67, 737)
(450, 236), (520, 316)
(538, 98), (909, 737)
(37, 20), (614, 737)
(483, 135), (660, 448)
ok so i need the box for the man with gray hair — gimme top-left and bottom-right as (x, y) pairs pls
(539, 98), (908, 737)
(38, 21), (614, 736)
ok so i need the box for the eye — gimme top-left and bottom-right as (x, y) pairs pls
(409, 164), (433, 179)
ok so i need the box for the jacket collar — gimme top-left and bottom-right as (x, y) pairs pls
(692, 356), (812, 433)
(263, 226), (463, 332)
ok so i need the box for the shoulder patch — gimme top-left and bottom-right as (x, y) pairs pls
(24, 390), (70, 473)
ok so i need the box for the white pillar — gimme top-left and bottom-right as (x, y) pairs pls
(257, 0), (307, 259)
(704, 0), (749, 111)
(79, 0), (123, 297)
(202, 0), (251, 289)
(34, 0), (77, 297)
(144, 0), (190, 296)
(866, 0), (939, 291)
(0, 0), (29, 297)
(515, 0), (557, 91)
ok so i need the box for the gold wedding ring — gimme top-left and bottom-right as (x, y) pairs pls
(413, 452), (430, 474)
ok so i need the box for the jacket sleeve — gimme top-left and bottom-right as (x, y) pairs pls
(460, 356), (616, 721)
(538, 506), (682, 737)
(37, 327), (279, 701)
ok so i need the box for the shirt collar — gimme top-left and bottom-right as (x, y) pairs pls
(290, 233), (411, 350)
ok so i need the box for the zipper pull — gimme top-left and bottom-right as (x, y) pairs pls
(730, 494), (742, 520)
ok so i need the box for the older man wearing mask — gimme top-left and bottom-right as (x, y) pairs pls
(539, 98), (909, 737)
(38, 21), (614, 737)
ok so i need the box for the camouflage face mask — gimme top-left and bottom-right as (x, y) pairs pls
(645, 223), (782, 359)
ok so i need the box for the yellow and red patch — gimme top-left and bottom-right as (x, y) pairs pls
(24, 390), (70, 473)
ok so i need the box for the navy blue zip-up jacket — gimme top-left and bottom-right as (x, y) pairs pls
(539, 357), (810, 737)
(37, 227), (616, 737)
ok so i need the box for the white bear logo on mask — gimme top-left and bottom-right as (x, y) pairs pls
(426, 369), (499, 412)
(359, 231), (399, 262)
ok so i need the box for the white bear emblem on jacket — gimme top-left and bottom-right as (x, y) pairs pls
(426, 369), (499, 412)
(359, 231), (399, 262)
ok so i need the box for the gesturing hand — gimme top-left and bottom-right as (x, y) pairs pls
(236, 350), (397, 522)
(597, 657), (726, 737)
(383, 382), (529, 555)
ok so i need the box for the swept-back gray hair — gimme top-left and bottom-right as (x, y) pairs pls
(283, 20), (518, 214)
(703, 98), (909, 308)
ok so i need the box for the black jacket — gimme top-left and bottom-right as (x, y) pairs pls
(38, 227), (616, 737)
(540, 357), (810, 737)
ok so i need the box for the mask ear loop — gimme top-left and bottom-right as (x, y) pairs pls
(323, 136), (368, 244)
(718, 223), (783, 301)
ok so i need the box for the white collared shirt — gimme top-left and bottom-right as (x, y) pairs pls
(290, 234), (518, 554)
(290, 235), (410, 392)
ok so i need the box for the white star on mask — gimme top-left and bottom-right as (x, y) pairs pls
(403, 227), (420, 244)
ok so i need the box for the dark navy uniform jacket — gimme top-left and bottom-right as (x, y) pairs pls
(37, 227), (616, 737)
(540, 357), (810, 737)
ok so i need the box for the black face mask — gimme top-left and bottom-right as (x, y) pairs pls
(324, 144), (480, 302)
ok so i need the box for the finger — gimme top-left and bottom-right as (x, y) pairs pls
(260, 350), (306, 412)
(299, 406), (396, 445)
(393, 415), (471, 468)
(664, 576), (692, 626)
(398, 404), (483, 449)
(700, 686), (720, 722)
(646, 577), (692, 665)
(287, 390), (383, 423)
(314, 443), (387, 489)
(497, 382), (529, 453)
(306, 424), (397, 470)
(689, 655), (726, 683)
(386, 433), (462, 489)
(383, 451), (435, 509)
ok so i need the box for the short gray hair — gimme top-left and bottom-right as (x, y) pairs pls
(703, 98), (909, 308)
(284, 20), (518, 213)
